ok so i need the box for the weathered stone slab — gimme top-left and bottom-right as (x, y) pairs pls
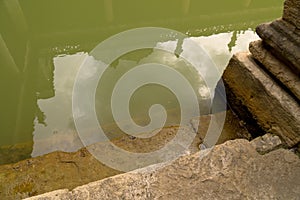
(283, 0), (300, 29)
(222, 52), (300, 147)
(223, 81), (265, 138)
(2, 110), (248, 200)
(249, 40), (300, 101)
(256, 19), (300, 74)
(26, 139), (300, 200)
(250, 133), (283, 154)
(0, 126), (195, 200)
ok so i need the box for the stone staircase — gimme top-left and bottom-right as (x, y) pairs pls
(223, 0), (300, 148)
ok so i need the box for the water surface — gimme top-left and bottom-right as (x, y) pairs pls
(0, 0), (283, 164)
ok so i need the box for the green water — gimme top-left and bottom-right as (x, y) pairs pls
(0, 0), (283, 164)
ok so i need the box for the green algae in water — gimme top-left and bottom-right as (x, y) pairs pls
(0, 0), (284, 164)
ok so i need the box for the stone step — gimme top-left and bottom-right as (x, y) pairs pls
(25, 139), (300, 200)
(283, 0), (300, 29)
(249, 40), (300, 101)
(0, 109), (249, 199)
(223, 52), (300, 147)
(256, 19), (300, 74)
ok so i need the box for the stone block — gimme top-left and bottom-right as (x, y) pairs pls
(223, 52), (300, 147)
(256, 19), (300, 74)
(249, 40), (300, 101)
(26, 139), (300, 200)
(283, 0), (300, 29)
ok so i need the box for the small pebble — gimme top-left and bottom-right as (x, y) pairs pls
(129, 135), (136, 140)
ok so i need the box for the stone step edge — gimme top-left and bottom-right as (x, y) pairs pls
(256, 19), (300, 74)
(249, 40), (300, 101)
(222, 52), (300, 147)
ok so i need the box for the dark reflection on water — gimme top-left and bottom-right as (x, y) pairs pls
(0, 0), (283, 164)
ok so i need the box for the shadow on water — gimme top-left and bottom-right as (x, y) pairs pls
(0, 0), (283, 164)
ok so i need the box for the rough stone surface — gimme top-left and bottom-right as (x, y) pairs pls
(26, 139), (300, 200)
(222, 52), (300, 147)
(249, 40), (300, 101)
(223, 82), (265, 138)
(0, 110), (247, 200)
(190, 110), (251, 146)
(250, 133), (283, 154)
(0, 148), (121, 200)
(283, 0), (300, 29)
(256, 19), (300, 74)
(0, 126), (194, 200)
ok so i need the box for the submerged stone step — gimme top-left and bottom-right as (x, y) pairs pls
(223, 52), (300, 147)
(190, 110), (251, 145)
(25, 139), (300, 200)
(0, 109), (248, 200)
